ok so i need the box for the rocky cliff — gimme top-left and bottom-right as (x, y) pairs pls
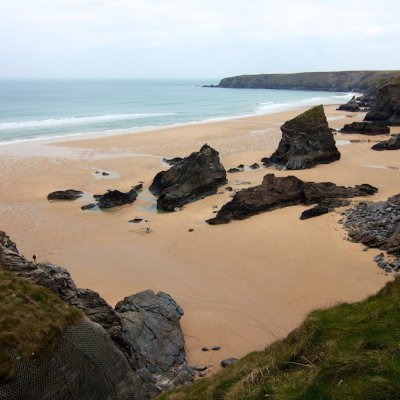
(0, 231), (193, 399)
(364, 78), (400, 125)
(211, 71), (400, 94)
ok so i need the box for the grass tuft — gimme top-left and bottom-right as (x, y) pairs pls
(0, 267), (82, 383)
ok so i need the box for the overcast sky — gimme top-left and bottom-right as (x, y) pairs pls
(1, 0), (399, 79)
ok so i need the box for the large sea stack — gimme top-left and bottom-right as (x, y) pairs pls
(150, 144), (227, 211)
(262, 105), (340, 170)
(364, 78), (400, 125)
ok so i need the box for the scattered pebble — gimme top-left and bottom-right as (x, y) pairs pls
(188, 228), (194, 232)
(129, 218), (143, 224)
(212, 346), (221, 351)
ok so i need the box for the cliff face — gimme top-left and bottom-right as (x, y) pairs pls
(365, 78), (400, 125)
(215, 71), (400, 94)
(0, 231), (192, 400)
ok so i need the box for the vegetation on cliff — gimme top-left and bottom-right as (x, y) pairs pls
(216, 71), (400, 94)
(159, 278), (400, 400)
(0, 268), (82, 383)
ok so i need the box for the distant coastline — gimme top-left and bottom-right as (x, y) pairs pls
(205, 70), (400, 94)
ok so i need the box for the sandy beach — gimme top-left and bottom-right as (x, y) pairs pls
(1, 105), (398, 371)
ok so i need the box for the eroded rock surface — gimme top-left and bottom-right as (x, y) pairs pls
(150, 144), (227, 211)
(207, 174), (377, 224)
(262, 105), (340, 170)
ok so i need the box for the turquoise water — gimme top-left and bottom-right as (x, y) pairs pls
(0, 79), (354, 144)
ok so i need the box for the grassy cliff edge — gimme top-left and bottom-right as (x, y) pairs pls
(217, 71), (400, 94)
(0, 267), (83, 383)
(160, 278), (400, 400)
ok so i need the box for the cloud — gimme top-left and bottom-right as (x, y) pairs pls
(0, 0), (399, 77)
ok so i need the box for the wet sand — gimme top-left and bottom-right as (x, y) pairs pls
(0, 105), (398, 371)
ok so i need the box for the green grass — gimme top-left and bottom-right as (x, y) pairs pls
(160, 279), (400, 400)
(0, 268), (83, 383)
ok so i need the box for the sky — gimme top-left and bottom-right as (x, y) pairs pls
(0, 0), (399, 79)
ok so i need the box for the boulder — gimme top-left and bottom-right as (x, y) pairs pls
(47, 189), (83, 201)
(262, 105), (340, 170)
(150, 144), (227, 211)
(340, 121), (390, 135)
(337, 96), (360, 112)
(221, 358), (238, 367)
(371, 134), (400, 151)
(206, 174), (377, 224)
(115, 290), (186, 372)
(82, 185), (142, 210)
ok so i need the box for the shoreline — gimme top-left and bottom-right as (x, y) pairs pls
(0, 88), (358, 150)
(0, 104), (398, 370)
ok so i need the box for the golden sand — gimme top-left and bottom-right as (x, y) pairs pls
(1, 105), (398, 371)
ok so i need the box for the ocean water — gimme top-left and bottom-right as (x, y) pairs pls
(0, 79), (355, 144)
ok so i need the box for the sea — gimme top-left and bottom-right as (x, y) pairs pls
(0, 78), (356, 145)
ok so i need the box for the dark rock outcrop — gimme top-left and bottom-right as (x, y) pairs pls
(365, 79), (400, 126)
(95, 188), (139, 209)
(343, 197), (400, 255)
(206, 174), (377, 224)
(371, 134), (400, 151)
(150, 144), (227, 211)
(82, 185), (142, 210)
(0, 232), (192, 399)
(262, 105), (340, 170)
(47, 189), (83, 201)
(337, 96), (360, 112)
(115, 290), (185, 371)
(340, 121), (390, 135)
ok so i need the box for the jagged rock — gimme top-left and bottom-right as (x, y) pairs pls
(206, 174), (377, 224)
(340, 121), (390, 135)
(365, 79), (400, 125)
(249, 163), (260, 169)
(262, 105), (340, 170)
(0, 231), (18, 253)
(371, 134), (400, 151)
(96, 189), (138, 209)
(82, 186), (142, 210)
(337, 96), (360, 112)
(163, 157), (184, 166)
(115, 290), (185, 372)
(150, 144), (227, 211)
(47, 189), (83, 201)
